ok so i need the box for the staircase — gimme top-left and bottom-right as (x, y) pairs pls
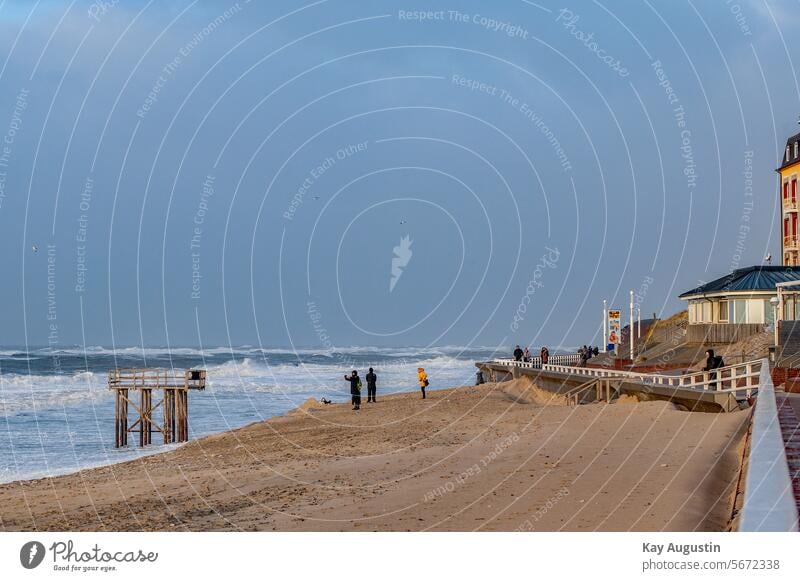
(777, 320), (800, 367)
(564, 377), (622, 406)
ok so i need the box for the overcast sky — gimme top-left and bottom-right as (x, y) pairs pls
(0, 0), (799, 349)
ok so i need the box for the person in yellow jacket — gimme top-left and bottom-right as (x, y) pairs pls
(417, 367), (428, 399)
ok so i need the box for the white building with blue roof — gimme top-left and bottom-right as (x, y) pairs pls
(679, 266), (800, 343)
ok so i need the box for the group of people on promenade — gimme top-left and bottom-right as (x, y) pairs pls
(512, 345), (551, 364)
(578, 345), (599, 367)
(343, 367), (429, 411)
(511, 344), (604, 368)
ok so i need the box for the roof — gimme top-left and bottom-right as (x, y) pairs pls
(778, 131), (800, 170)
(679, 266), (800, 298)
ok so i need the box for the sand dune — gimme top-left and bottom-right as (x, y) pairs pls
(0, 379), (748, 531)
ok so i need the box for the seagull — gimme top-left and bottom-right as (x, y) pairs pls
(31, 244), (38, 253)
(765, 253), (772, 265)
(399, 220), (407, 225)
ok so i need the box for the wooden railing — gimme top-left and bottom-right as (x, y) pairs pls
(108, 368), (206, 391)
(542, 359), (763, 399)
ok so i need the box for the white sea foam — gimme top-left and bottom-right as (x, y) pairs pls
(0, 371), (106, 413)
(0, 353), (481, 413)
(8, 345), (504, 359)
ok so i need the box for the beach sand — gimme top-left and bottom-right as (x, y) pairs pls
(0, 379), (749, 531)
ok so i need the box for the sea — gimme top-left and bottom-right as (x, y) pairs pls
(0, 345), (506, 483)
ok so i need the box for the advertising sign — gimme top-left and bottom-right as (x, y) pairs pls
(607, 310), (621, 351)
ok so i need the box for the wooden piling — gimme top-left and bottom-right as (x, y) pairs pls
(176, 389), (183, 443)
(181, 389), (189, 442)
(164, 389), (172, 445)
(121, 389), (128, 447)
(114, 390), (120, 448)
(147, 389), (153, 445)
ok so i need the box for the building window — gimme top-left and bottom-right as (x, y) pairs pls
(689, 301), (715, 323)
(766, 299), (776, 325)
(788, 146), (792, 162)
(719, 300), (729, 322)
(748, 299), (764, 324)
(785, 181), (790, 200)
(794, 178), (798, 201)
(733, 299), (747, 324)
(795, 142), (799, 158)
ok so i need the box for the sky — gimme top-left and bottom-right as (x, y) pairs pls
(0, 0), (799, 349)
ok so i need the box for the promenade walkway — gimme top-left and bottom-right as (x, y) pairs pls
(479, 356), (799, 529)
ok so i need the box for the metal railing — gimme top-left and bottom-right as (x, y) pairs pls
(541, 359), (763, 398)
(490, 354), (582, 369)
(738, 362), (799, 531)
(785, 235), (798, 248)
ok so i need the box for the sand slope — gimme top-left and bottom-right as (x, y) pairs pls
(0, 380), (748, 531)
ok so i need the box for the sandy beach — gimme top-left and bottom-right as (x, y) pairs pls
(0, 379), (749, 532)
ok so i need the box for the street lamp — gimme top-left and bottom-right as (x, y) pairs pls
(630, 290), (635, 360)
(602, 299), (607, 353)
(635, 307), (641, 340)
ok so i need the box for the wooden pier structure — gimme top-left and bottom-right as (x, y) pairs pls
(108, 369), (206, 448)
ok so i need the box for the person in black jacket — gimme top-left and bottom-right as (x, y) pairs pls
(513, 345), (523, 361)
(344, 370), (361, 410)
(702, 349), (725, 389)
(366, 367), (377, 403)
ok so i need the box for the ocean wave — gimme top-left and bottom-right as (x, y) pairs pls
(0, 353), (480, 413)
(0, 371), (107, 413)
(11, 345), (502, 359)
